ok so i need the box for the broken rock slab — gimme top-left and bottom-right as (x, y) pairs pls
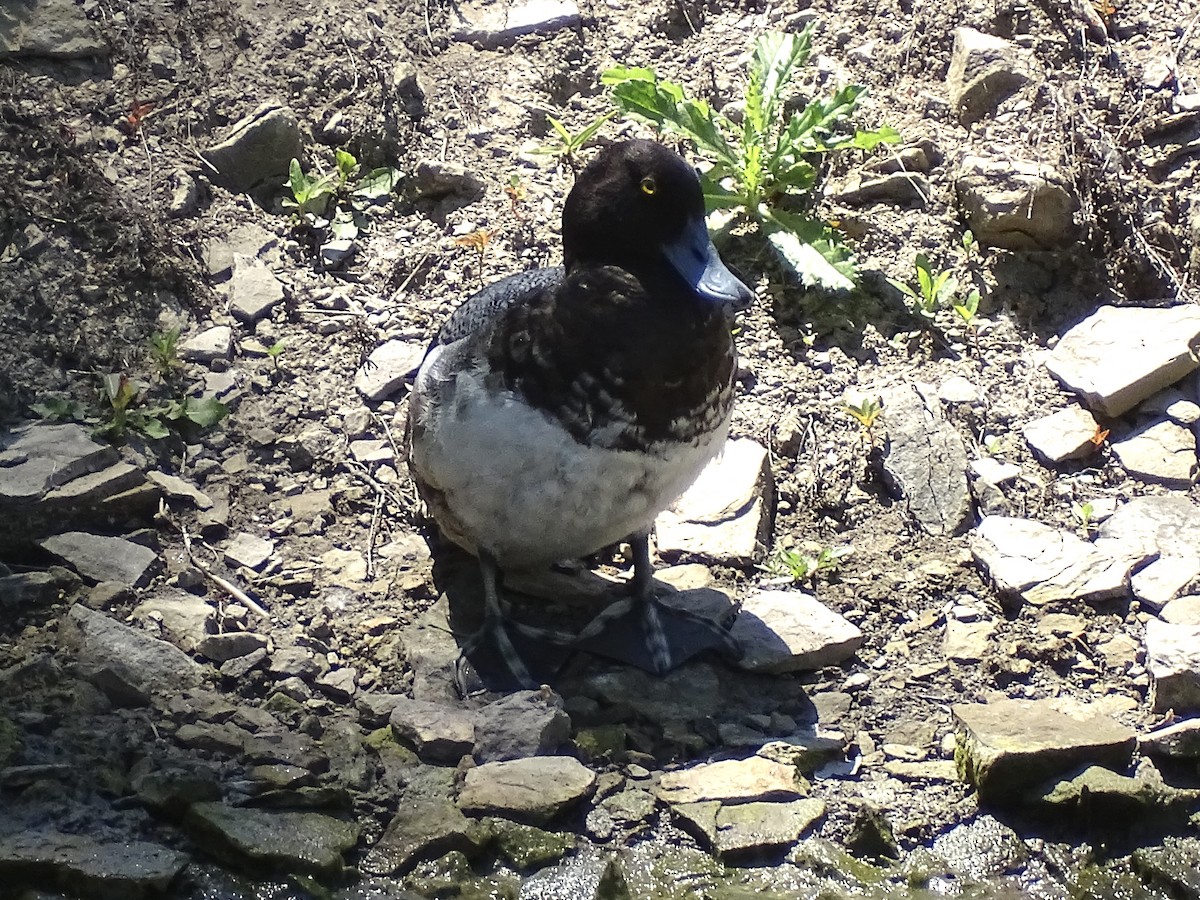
(185, 802), (359, 877)
(389, 697), (476, 764)
(451, 0), (580, 48)
(880, 382), (972, 536)
(180, 325), (233, 364)
(1097, 494), (1200, 559)
(1145, 618), (1200, 713)
(229, 259), (286, 324)
(457, 756), (596, 825)
(0, 831), (188, 898)
(656, 756), (805, 805)
(946, 27), (1037, 124)
(38, 531), (159, 587)
(655, 437), (774, 564)
(1110, 419), (1197, 487)
(1045, 305), (1200, 417)
(1021, 405), (1101, 464)
(0, 0), (109, 58)
(132, 592), (215, 653)
(672, 798), (825, 860)
(1132, 555), (1200, 612)
(970, 516), (1130, 605)
(59, 604), (205, 704)
(0, 423), (118, 503)
(954, 697), (1136, 802)
(354, 339), (425, 402)
(360, 795), (477, 876)
(955, 156), (1079, 250)
(730, 589), (864, 673)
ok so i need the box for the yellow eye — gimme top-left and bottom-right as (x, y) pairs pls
(640, 177), (657, 196)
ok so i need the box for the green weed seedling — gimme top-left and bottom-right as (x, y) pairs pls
(887, 253), (957, 321)
(952, 287), (982, 354)
(92, 373), (228, 442)
(1073, 501), (1095, 537)
(282, 149), (401, 244)
(148, 327), (183, 382)
(844, 396), (883, 446)
(533, 111), (617, 168)
(763, 544), (851, 586)
(603, 25), (899, 291)
(267, 339), (287, 373)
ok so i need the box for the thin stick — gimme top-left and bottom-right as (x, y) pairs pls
(158, 501), (270, 619)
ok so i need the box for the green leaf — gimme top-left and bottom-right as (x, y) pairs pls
(137, 416), (171, 440)
(353, 166), (401, 199)
(182, 397), (229, 428)
(287, 158), (307, 199)
(574, 109), (616, 147)
(547, 114), (572, 143)
(335, 148), (359, 182)
(766, 228), (857, 292)
(852, 125), (901, 151)
(751, 29), (812, 131)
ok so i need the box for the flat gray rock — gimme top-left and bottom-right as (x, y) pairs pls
(197, 631), (268, 664)
(59, 604), (205, 703)
(147, 471), (213, 509)
(656, 438), (774, 564)
(132, 592), (215, 653)
(229, 259), (286, 324)
(953, 697), (1136, 802)
(361, 796), (476, 876)
(955, 155), (1078, 250)
(180, 325), (233, 364)
(1022, 405), (1101, 464)
(1110, 419), (1198, 487)
(730, 589), (864, 673)
(474, 689), (571, 762)
(458, 756), (596, 825)
(0, 423), (117, 502)
(970, 516), (1130, 605)
(945, 27), (1035, 124)
(40, 461), (144, 505)
(185, 802), (359, 876)
(204, 223), (277, 281)
(0, 0), (108, 58)
(390, 697), (475, 764)
(881, 383), (972, 536)
(1097, 495), (1200, 559)
(354, 339), (425, 402)
(223, 532), (275, 571)
(201, 103), (302, 192)
(1045, 305), (1200, 417)
(656, 756), (805, 805)
(672, 798), (825, 859)
(1132, 556), (1200, 612)
(38, 532), (159, 587)
(1145, 618), (1200, 713)
(0, 831), (187, 897)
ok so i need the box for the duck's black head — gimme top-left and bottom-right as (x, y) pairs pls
(561, 140), (753, 313)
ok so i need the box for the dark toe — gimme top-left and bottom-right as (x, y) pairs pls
(576, 596), (741, 674)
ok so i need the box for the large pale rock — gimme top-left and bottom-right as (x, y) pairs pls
(880, 383), (971, 536)
(201, 103), (302, 192)
(1110, 420), (1197, 487)
(730, 590), (863, 673)
(970, 516), (1130, 605)
(656, 438), (774, 563)
(132, 592), (215, 653)
(946, 28), (1036, 124)
(656, 756), (804, 806)
(361, 796), (476, 876)
(38, 532), (159, 587)
(354, 339), (425, 402)
(1045, 305), (1200, 417)
(1097, 495), (1200, 559)
(1162, 595), (1200, 625)
(451, 0), (580, 48)
(954, 698), (1136, 802)
(1132, 556), (1200, 612)
(1145, 618), (1200, 713)
(0, 0), (108, 58)
(955, 156), (1078, 250)
(59, 604), (205, 703)
(0, 831), (187, 898)
(389, 697), (475, 764)
(223, 531), (275, 571)
(229, 259), (286, 324)
(457, 757), (596, 824)
(1021, 405), (1101, 464)
(180, 325), (233, 364)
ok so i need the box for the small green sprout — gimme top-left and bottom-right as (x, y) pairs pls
(533, 110), (617, 168)
(844, 396), (883, 446)
(282, 151), (401, 246)
(267, 339), (286, 374)
(1073, 501), (1095, 536)
(960, 229), (978, 261)
(762, 544), (851, 585)
(147, 327), (183, 382)
(888, 253), (957, 320)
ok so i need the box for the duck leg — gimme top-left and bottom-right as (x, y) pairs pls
(574, 532), (742, 674)
(453, 550), (573, 696)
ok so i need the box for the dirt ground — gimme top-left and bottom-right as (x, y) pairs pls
(2, 0), (1199, 894)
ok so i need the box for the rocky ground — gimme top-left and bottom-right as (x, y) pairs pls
(3, 0), (1200, 897)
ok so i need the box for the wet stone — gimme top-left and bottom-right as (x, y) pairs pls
(361, 795), (477, 876)
(458, 756), (597, 825)
(1132, 837), (1200, 899)
(0, 831), (188, 898)
(486, 818), (575, 871)
(185, 802), (359, 876)
(673, 798), (826, 859)
(1038, 765), (1200, 820)
(519, 850), (627, 900)
(954, 697), (1136, 802)
(730, 589), (864, 673)
(585, 788), (657, 841)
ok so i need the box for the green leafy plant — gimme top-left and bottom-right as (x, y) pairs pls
(887, 253), (957, 320)
(267, 339), (287, 373)
(147, 327), (183, 382)
(960, 229), (979, 262)
(31, 396), (87, 422)
(282, 149), (401, 244)
(603, 26), (899, 290)
(533, 111), (616, 167)
(844, 396), (883, 446)
(1073, 501), (1095, 537)
(762, 544), (851, 585)
(951, 287), (982, 354)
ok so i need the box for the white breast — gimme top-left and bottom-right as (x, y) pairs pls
(409, 351), (728, 568)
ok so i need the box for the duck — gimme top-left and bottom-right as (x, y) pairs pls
(407, 139), (754, 693)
